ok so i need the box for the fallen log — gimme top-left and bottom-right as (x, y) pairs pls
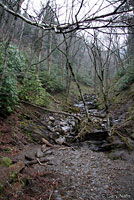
(21, 100), (80, 122)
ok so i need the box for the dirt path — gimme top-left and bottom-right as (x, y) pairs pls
(30, 142), (134, 200)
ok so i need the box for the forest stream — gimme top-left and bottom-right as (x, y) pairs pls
(1, 94), (133, 200)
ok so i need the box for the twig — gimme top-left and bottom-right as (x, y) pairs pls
(25, 158), (49, 166)
(49, 186), (54, 200)
(36, 158), (46, 166)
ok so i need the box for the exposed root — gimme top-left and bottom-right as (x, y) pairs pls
(111, 125), (133, 151)
(74, 118), (95, 141)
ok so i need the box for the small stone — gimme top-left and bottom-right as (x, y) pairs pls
(60, 121), (67, 126)
(55, 137), (66, 145)
(45, 150), (53, 155)
(49, 116), (55, 121)
(61, 126), (70, 133)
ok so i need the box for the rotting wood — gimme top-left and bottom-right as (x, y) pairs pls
(21, 100), (81, 122)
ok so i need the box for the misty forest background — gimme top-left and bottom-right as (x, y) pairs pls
(0, 0), (134, 118)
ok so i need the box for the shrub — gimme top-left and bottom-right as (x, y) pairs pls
(115, 60), (134, 91)
(20, 75), (51, 107)
(0, 157), (12, 167)
(0, 43), (27, 76)
(76, 73), (91, 86)
(0, 74), (18, 113)
(40, 70), (66, 93)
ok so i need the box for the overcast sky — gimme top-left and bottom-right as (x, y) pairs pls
(22, 0), (112, 24)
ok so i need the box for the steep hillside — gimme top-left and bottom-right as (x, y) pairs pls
(111, 83), (134, 137)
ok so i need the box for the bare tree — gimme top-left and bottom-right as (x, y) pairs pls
(57, 32), (91, 120)
(0, 0), (25, 87)
(85, 30), (114, 135)
(0, 0), (133, 34)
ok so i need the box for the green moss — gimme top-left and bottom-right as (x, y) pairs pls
(23, 129), (31, 138)
(0, 157), (12, 167)
(20, 121), (27, 128)
(116, 132), (133, 151)
(10, 170), (18, 181)
(70, 106), (80, 113)
(4, 147), (11, 153)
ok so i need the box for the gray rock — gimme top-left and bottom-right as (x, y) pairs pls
(49, 116), (55, 121)
(98, 141), (126, 152)
(36, 148), (44, 158)
(45, 150), (53, 155)
(61, 126), (70, 133)
(60, 121), (68, 126)
(55, 136), (66, 145)
(108, 151), (126, 160)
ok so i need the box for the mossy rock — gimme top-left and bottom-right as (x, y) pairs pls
(130, 133), (134, 140)
(69, 106), (80, 113)
(108, 151), (126, 160)
(108, 152), (121, 160)
(0, 157), (12, 167)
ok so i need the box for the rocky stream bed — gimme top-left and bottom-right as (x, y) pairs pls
(1, 94), (134, 200)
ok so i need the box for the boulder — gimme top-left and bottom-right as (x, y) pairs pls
(85, 130), (108, 141)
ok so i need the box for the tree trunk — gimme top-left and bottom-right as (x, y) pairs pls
(47, 30), (52, 75)
(18, 0), (30, 51)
